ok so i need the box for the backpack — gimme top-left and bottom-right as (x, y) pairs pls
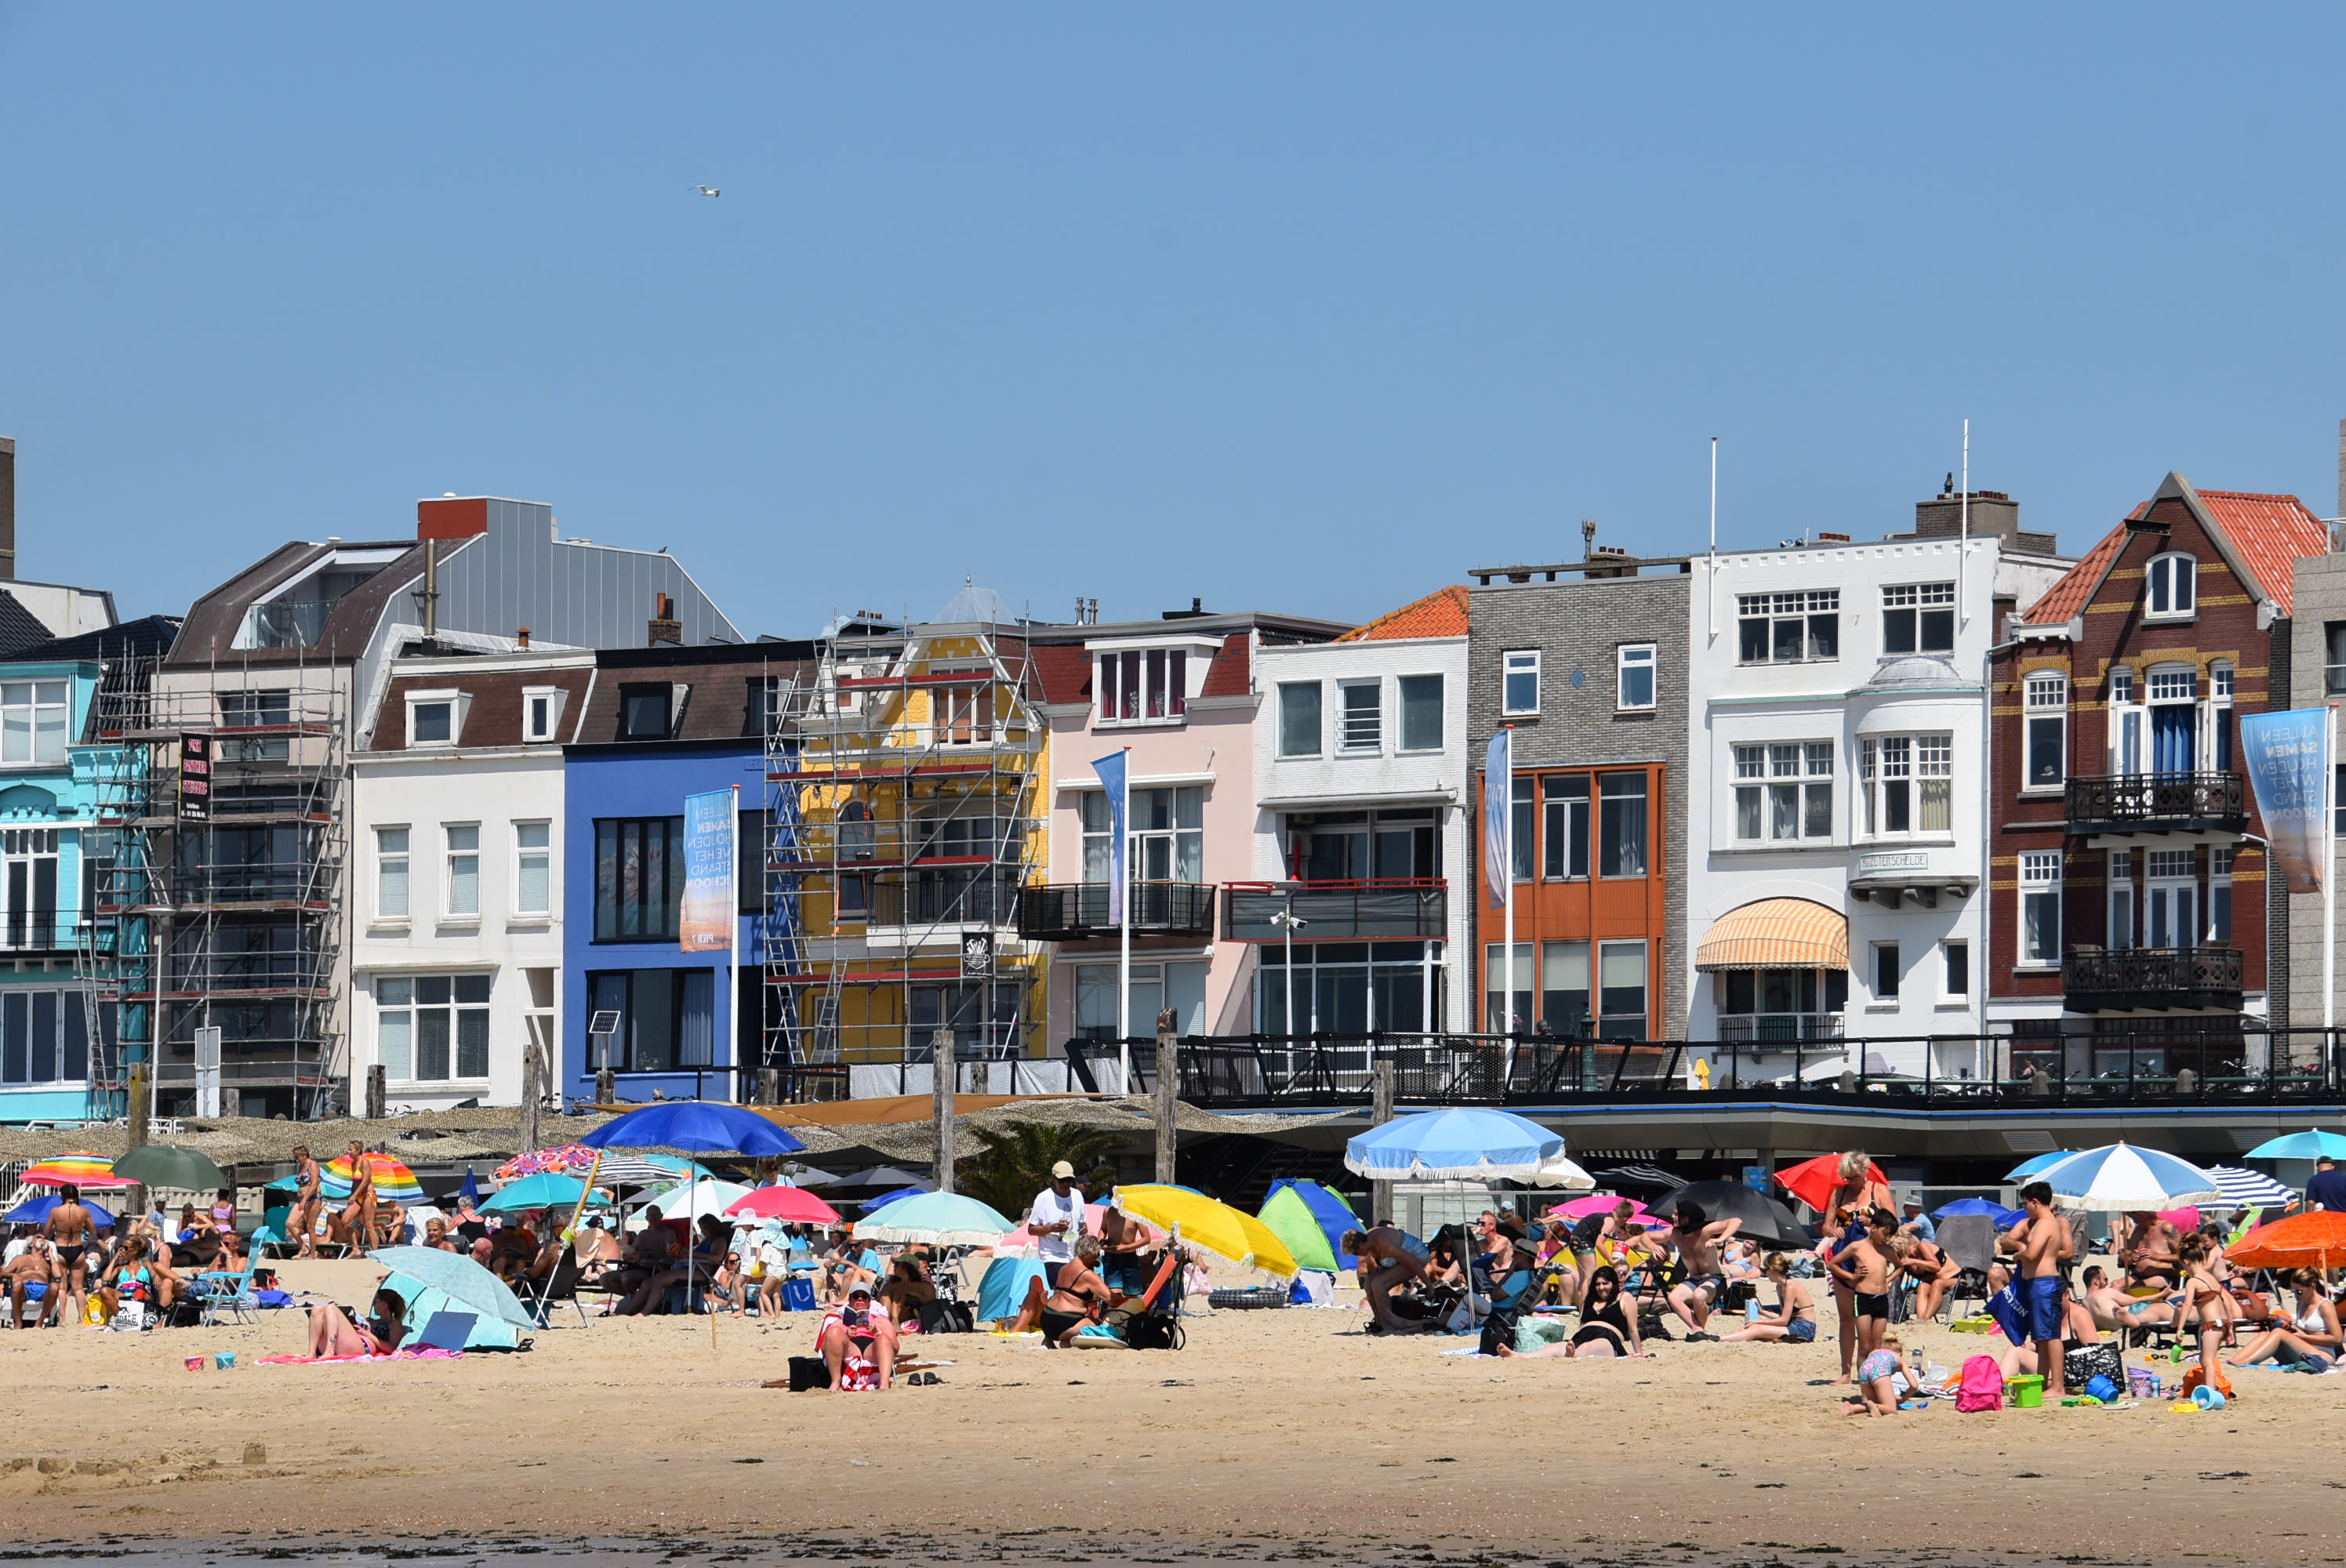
(1955, 1353), (2003, 1412)
(917, 1299), (974, 1335)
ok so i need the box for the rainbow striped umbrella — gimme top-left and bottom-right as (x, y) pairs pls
(17, 1152), (132, 1189)
(321, 1152), (427, 1207)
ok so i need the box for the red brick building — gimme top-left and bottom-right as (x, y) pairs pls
(1988, 473), (2326, 1075)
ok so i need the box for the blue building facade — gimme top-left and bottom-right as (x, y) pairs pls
(1, 659), (108, 1122)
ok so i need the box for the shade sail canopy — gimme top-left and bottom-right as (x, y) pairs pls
(1694, 898), (1848, 972)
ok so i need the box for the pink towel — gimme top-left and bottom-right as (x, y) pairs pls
(257, 1348), (465, 1366)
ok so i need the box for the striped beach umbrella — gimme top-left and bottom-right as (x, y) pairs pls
(17, 1152), (132, 1189)
(321, 1152), (427, 1207)
(2032, 1143), (2221, 1213)
(2208, 1165), (2297, 1209)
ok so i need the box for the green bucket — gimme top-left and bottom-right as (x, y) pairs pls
(2006, 1374), (2045, 1408)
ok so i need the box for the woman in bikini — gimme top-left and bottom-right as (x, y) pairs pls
(1721, 1252), (1818, 1343)
(2178, 1231), (2236, 1370)
(1496, 1264), (1643, 1359)
(1818, 1151), (1894, 1383)
(289, 1145), (323, 1261)
(306, 1288), (409, 1358)
(340, 1142), (377, 1255)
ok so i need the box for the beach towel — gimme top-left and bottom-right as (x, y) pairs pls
(256, 1348), (465, 1365)
(1956, 1354), (2003, 1412)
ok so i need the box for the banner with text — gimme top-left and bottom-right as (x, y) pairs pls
(2240, 709), (2330, 895)
(679, 787), (738, 952)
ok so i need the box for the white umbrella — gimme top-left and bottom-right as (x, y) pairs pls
(2209, 1165), (2297, 1209)
(623, 1179), (756, 1228)
(2031, 1143), (2222, 1213)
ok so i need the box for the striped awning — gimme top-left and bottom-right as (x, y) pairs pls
(1695, 898), (1848, 973)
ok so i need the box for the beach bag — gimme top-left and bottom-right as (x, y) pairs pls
(1985, 1283), (2025, 1345)
(917, 1299), (973, 1334)
(2065, 1341), (2123, 1393)
(1956, 1354), (2003, 1412)
(1120, 1310), (1182, 1351)
(1516, 1315), (1573, 1353)
(786, 1356), (830, 1392)
(780, 1277), (815, 1313)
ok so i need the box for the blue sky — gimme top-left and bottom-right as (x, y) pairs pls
(5, 6), (2344, 632)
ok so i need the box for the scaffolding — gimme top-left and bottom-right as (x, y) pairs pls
(758, 619), (1048, 1098)
(75, 654), (349, 1121)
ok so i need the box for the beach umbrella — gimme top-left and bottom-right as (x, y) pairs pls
(626, 1179), (757, 1226)
(725, 1185), (841, 1225)
(1343, 1107), (1563, 1182)
(2032, 1143), (2221, 1213)
(483, 1173), (606, 1214)
(589, 1154), (717, 1186)
(826, 1164), (932, 1189)
(999, 1200), (1166, 1259)
(2228, 1210), (2346, 1270)
(2243, 1131), (2346, 1162)
(321, 1152), (427, 1207)
(1263, 1178), (1361, 1271)
(1256, 1185), (1342, 1273)
(1592, 1163), (1686, 1193)
(496, 1145), (601, 1180)
(1525, 1149), (1597, 1190)
(2209, 1165), (2297, 1210)
(2005, 1149), (2077, 1180)
(111, 1145), (231, 1192)
(977, 1255), (1048, 1323)
(17, 1152), (130, 1189)
(1544, 1194), (1658, 1225)
(3, 1194), (117, 1227)
(1112, 1184), (1298, 1278)
(1657, 1180), (1808, 1250)
(859, 1185), (932, 1213)
(1931, 1196), (2023, 1226)
(457, 1167), (481, 1206)
(1772, 1153), (1887, 1214)
(368, 1246), (536, 1330)
(581, 1102), (804, 1157)
(852, 1192), (1018, 1247)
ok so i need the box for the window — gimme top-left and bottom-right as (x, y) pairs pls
(585, 968), (714, 1073)
(1736, 590), (1839, 664)
(1502, 650), (1540, 715)
(443, 825), (480, 917)
(933, 679), (1000, 743)
(1598, 772), (1647, 877)
(1284, 808), (1439, 880)
(1542, 775), (1589, 879)
(1733, 742), (1831, 841)
(1873, 942), (1901, 1001)
(2024, 673), (2066, 789)
(1259, 944), (1440, 1036)
(376, 974), (490, 1082)
(619, 684), (672, 740)
(2148, 666), (2196, 774)
(1099, 650), (1187, 724)
(1276, 682), (1322, 757)
(2146, 848), (2197, 949)
(2019, 851), (2062, 966)
(1597, 939), (1649, 1037)
(911, 982), (1026, 1057)
(2, 828), (61, 949)
(1540, 940), (1589, 1036)
(375, 827), (410, 920)
(514, 822), (550, 916)
(410, 700), (453, 745)
(218, 688), (290, 762)
(2211, 662), (2234, 773)
(594, 816), (686, 939)
(1397, 674), (1443, 752)
(1080, 959), (1211, 1038)
(1860, 732), (1952, 835)
(1882, 582), (1956, 655)
(1128, 786), (1204, 883)
(2210, 846), (2233, 942)
(1615, 644), (1657, 711)
(1716, 967), (1847, 1036)
(2145, 552), (2196, 619)
(1941, 941), (1969, 1000)
(1, 989), (87, 1087)
(1511, 776), (1534, 882)
(1338, 681), (1382, 753)
(2108, 666), (2143, 776)
(2108, 850), (2135, 949)
(1484, 941), (1532, 1033)
(523, 687), (565, 742)
(0, 681), (69, 765)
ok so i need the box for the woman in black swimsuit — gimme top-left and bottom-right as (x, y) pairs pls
(1495, 1265), (1644, 1359)
(1039, 1234), (1111, 1346)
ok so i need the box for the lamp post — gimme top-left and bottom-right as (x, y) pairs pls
(1269, 899), (1309, 1035)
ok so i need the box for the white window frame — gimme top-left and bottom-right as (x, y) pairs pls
(1502, 649), (1541, 716)
(1337, 678), (1382, 754)
(1396, 673), (1444, 753)
(376, 972), (492, 1085)
(513, 819), (553, 918)
(443, 822), (481, 920)
(2144, 552), (2198, 621)
(1939, 939), (1970, 1004)
(1093, 646), (1194, 728)
(1615, 643), (1657, 712)
(1859, 731), (1954, 838)
(2018, 851), (2062, 968)
(0, 680), (71, 767)
(2107, 666), (2143, 777)
(521, 685), (568, 744)
(2210, 845), (2234, 944)
(1882, 582), (1956, 656)
(2022, 673), (2066, 793)
(1734, 590), (1840, 665)
(375, 825), (412, 924)
(1870, 941), (1902, 1007)
(1731, 740), (1832, 842)
(2107, 848), (2135, 950)
(405, 688), (468, 748)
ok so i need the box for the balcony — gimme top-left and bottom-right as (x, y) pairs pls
(1015, 881), (1217, 942)
(2064, 946), (2243, 1014)
(1714, 1013), (1847, 1044)
(1221, 880), (1447, 943)
(2064, 772), (2246, 837)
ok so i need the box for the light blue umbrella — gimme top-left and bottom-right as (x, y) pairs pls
(484, 1172), (606, 1214)
(1343, 1107), (1564, 1182)
(851, 1192), (1017, 1245)
(369, 1246), (536, 1330)
(2029, 1143), (2221, 1213)
(2244, 1131), (2346, 1161)
(2004, 1150), (2075, 1179)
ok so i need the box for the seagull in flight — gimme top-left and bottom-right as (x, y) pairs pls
(693, 184), (721, 198)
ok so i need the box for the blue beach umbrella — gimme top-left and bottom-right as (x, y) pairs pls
(1344, 1107), (1564, 1182)
(2244, 1131), (2346, 1161)
(1930, 1196), (2022, 1227)
(3, 1194), (117, 1227)
(1264, 1178), (1363, 1271)
(852, 1192), (1017, 1246)
(483, 1172), (606, 1214)
(2208, 1165), (2297, 1209)
(369, 1245), (536, 1346)
(581, 1102), (805, 1157)
(859, 1185), (929, 1214)
(2004, 1150), (2076, 1180)
(2031, 1143), (2221, 1213)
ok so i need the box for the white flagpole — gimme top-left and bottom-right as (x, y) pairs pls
(1959, 419), (1970, 626)
(1502, 728), (1515, 1077)
(729, 782), (741, 1105)
(2326, 705), (2337, 1043)
(1119, 745), (1132, 1095)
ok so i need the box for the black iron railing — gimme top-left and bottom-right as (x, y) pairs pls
(1221, 880), (1447, 942)
(2064, 946), (2244, 1012)
(2065, 771), (2246, 834)
(1014, 881), (1216, 941)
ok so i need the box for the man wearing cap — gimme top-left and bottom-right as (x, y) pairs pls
(1898, 1196), (1936, 1244)
(2306, 1155), (2346, 1213)
(1028, 1160), (1087, 1291)
(819, 1282), (899, 1392)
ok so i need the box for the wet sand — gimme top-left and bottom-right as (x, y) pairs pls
(0, 1258), (2334, 1566)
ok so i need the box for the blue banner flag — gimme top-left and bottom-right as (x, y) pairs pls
(1482, 728), (1511, 902)
(1091, 751), (1128, 924)
(2240, 709), (2330, 895)
(679, 787), (738, 952)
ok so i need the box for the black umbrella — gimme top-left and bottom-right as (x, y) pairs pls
(1660, 1179), (1810, 1250)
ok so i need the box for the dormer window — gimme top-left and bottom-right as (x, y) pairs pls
(1093, 642), (1208, 727)
(522, 685), (568, 744)
(404, 689), (466, 748)
(620, 684), (672, 740)
(2145, 553), (2197, 619)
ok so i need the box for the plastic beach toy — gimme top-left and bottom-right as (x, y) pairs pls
(2006, 1374), (2046, 1408)
(2192, 1384), (2228, 1410)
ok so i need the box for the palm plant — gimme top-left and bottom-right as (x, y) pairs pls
(957, 1121), (1120, 1218)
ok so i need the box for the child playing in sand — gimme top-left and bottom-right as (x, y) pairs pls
(1843, 1330), (1916, 1417)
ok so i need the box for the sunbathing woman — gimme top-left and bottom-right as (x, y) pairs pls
(1897, 1234), (1959, 1323)
(1039, 1234), (1113, 1347)
(1720, 1253), (1816, 1343)
(307, 1288), (409, 1357)
(1496, 1265), (1643, 1359)
(2225, 1269), (2341, 1372)
(878, 1254), (935, 1331)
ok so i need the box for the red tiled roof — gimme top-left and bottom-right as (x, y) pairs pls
(1029, 644), (1091, 706)
(1198, 632), (1251, 698)
(2196, 488), (2330, 615)
(2019, 525), (2127, 626)
(1334, 585), (1469, 642)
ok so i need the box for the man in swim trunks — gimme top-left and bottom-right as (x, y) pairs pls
(2117, 1209), (2179, 1290)
(1096, 1203), (1158, 1296)
(2, 1238), (54, 1329)
(40, 1185), (95, 1329)
(289, 1145), (323, 1259)
(1999, 1180), (2075, 1397)
(1639, 1200), (1742, 1339)
(1343, 1224), (1432, 1333)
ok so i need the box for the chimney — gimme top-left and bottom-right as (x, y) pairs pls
(0, 434), (15, 580)
(516, 627), (531, 649)
(648, 592), (681, 647)
(1903, 487), (2056, 554)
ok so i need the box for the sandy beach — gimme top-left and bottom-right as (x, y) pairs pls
(0, 1257), (2335, 1566)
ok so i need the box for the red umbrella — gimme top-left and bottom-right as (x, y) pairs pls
(1773, 1153), (1887, 1215)
(724, 1185), (841, 1225)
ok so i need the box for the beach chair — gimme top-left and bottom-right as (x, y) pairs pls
(1935, 1215), (1999, 1320)
(193, 1247), (263, 1327)
(529, 1252), (592, 1330)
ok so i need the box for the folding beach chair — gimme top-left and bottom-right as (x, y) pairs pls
(529, 1251), (592, 1330)
(194, 1247), (263, 1327)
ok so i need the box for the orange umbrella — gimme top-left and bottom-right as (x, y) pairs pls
(2228, 1210), (2346, 1270)
(1773, 1153), (1886, 1215)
